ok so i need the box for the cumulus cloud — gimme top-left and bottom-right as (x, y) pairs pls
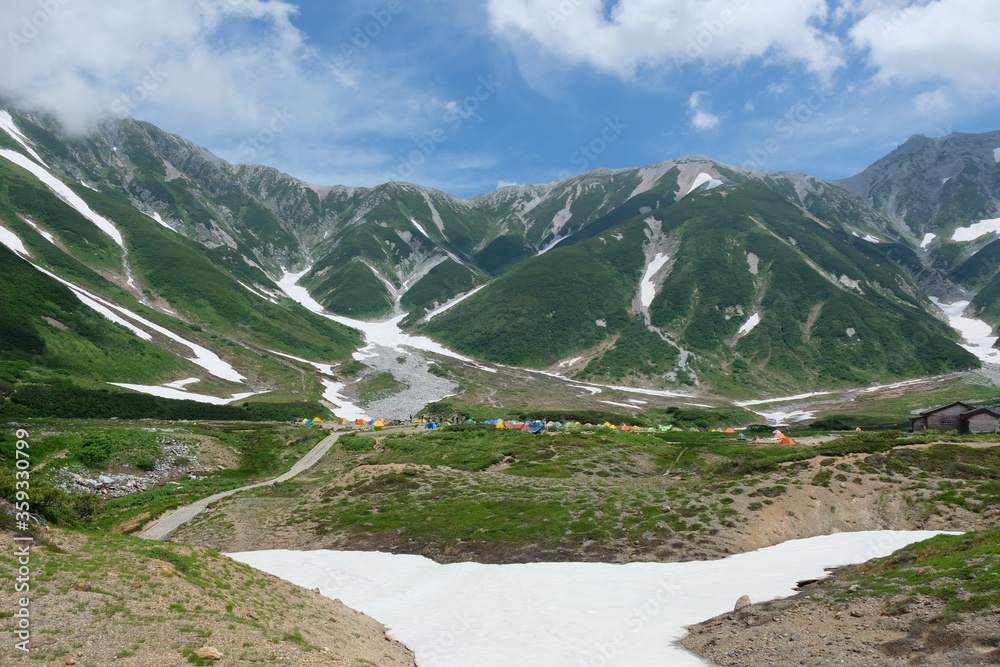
(687, 91), (721, 130)
(487, 0), (844, 78)
(0, 0), (315, 132)
(850, 0), (1000, 91)
(0, 0), (434, 149)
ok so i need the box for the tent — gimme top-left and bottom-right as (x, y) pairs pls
(373, 419), (385, 428)
(527, 423), (545, 434)
(313, 417), (323, 423)
(354, 418), (366, 425)
(300, 418), (313, 425)
(424, 422), (439, 429)
(465, 419), (476, 424)
(736, 433), (748, 441)
(779, 437), (796, 445)
(494, 421), (505, 429)
(723, 428), (735, 433)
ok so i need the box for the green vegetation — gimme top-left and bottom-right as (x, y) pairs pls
(0, 422), (325, 532)
(276, 425), (1000, 559)
(1, 384), (327, 421)
(0, 244), (185, 383)
(357, 371), (408, 402)
(843, 526), (1000, 625)
(420, 236), (636, 366)
(74, 186), (362, 360)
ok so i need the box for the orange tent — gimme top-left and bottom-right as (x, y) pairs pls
(779, 437), (796, 445)
(723, 428), (735, 433)
(354, 418), (366, 425)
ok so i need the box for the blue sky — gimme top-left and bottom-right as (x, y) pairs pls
(2, 0), (1000, 197)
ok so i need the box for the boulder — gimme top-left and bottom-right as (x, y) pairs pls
(193, 646), (224, 660)
(734, 594), (751, 611)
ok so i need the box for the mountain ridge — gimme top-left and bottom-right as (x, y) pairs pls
(1, 103), (996, 407)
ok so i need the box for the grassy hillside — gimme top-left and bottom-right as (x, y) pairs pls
(0, 244), (185, 383)
(419, 237), (635, 366)
(73, 185), (361, 360)
(647, 185), (977, 390)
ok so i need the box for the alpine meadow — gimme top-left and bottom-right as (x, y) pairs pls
(4, 1), (1000, 664)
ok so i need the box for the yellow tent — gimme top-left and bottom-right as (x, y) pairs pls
(313, 417), (323, 423)
(373, 419), (385, 427)
(495, 421), (505, 428)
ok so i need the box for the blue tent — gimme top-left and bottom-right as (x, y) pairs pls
(424, 422), (439, 429)
(527, 424), (545, 434)
(736, 433), (748, 441)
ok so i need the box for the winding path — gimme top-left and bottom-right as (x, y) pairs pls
(137, 430), (342, 541)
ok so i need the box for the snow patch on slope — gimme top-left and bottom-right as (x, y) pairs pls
(0, 149), (124, 247)
(276, 269), (489, 369)
(0, 111), (48, 166)
(737, 313), (761, 336)
(951, 218), (1000, 242)
(148, 212), (172, 229)
(321, 379), (369, 421)
(276, 269), (325, 313)
(920, 232), (937, 249)
(237, 281), (278, 304)
(930, 297), (1000, 362)
(409, 217), (432, 240)
(423, 284), (489, 321)
(994, 147), (1000, 163)
(682, 172), (723, 198)
(108, 383), (261, 405)
(23, 219), (55, 244)
(639, 253), (670, 309)
(0, 225), (29, 256)
(0, 224), (246, 381)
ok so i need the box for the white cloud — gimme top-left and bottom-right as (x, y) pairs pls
(850, 0), (1000, 92)
(687, 91), (721, 130)
(913, 88), (952, 116)
(0, 0), (433, 147)
(487, 0), (843, 79)
(0, 0), (312, 132)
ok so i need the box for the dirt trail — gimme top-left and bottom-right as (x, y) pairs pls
(137, 431), (343, 540)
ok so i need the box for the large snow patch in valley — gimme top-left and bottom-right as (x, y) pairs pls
(232, 530), (948, 666)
